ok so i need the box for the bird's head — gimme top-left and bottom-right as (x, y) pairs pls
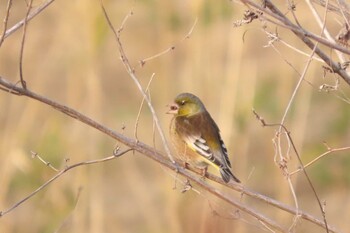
(167, 93), (204, 117)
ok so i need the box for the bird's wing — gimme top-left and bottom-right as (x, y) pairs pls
(185, 134), (216, 163)
(200, 112), (232, 169)
(217, 133), (231, 168)
(180, 115), (229, 169)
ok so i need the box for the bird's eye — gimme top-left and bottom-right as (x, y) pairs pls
(170, 105), (178, 111)
(180, 100), (186, 105)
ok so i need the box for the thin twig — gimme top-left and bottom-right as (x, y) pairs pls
(100, 2), (175, 163)
(31, 151), (59, 172)
(312, 0), (350, 25)
(18, 0), (34, 89)
(0, 0), (12, 47)
(272, 37), (318, 231)
(262, 29), (317, 88)
(286, 124), (329, 233)
(0, 148), (133, 217)
(242, 0), (350, 55)
(263, 29), (324, 63)
(149, 90), (157, 149)
(253, 110), (329, 233)
(263, 4), (332, 230)
(200, 168), (337, 232)
(239, 0), (350, 85)
(134, 73), (155, 141)
(288, 0), (301, 27)
(336, 0), (350, 27)
(139, 18), (198, 66)
(276, 42), (317, 157)
(290, 145), (350, 175)
(4, 0), (56, 39)
(306, 0), (347, 65)
(53, 187), (83, 233)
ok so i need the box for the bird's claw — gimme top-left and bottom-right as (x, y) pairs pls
(181, 179), (192, 193)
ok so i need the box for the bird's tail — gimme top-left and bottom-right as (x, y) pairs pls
(220, 167), (240, 183)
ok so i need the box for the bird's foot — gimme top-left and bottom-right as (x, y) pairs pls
(181, 179), (192, 193)
(200, 167), (208, 180)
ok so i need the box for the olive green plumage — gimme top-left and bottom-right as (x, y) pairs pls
(168, 93), (240, 183)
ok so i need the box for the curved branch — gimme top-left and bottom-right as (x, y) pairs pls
(4, 0), (56, 40)
(100, 4), (175, 163)
(0, 148), (133, 217)
(0, 0), (13, 47)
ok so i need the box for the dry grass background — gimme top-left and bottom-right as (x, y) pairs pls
(1, 0), (350, 232)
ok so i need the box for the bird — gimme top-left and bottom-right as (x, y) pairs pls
(167, 92), (240, 183)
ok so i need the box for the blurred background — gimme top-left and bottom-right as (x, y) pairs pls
(1, 0), (350, 232)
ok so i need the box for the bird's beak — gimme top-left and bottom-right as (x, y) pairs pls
(166, 103), (179, 114)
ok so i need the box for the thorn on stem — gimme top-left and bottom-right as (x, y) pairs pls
(322, 200), (327, 212)
(252, 109), (266, 126)
(31, 151), (37, 158)
(64, 158), (70, 168)
(322, 141), (331, 151)
(113, 146), (120, 156)
(139, 60), (145, 67)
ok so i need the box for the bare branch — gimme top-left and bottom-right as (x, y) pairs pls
(336, 0), (350, 26)
(99, 2), (176, 163)
(18, 0), (33, 89)
(194, 166), (337, 232)
(4, 0), (56, 40)
(242, 0), (350, 54)
(31, 150), (59, 172)
(0, 148), (133, 217)
(239, 0), (350, 85)
(306, 0), (348, 65)
(276, 20), (317, 159)
(312, 0), (350, 24)
(134, 73), (155, 141)
(264, 30), (324, 63)
(253, 110), (330, 233)
(53, 187), (83, 233)
(290, 145), (350, 175)
(0, 0), (12, 47)
(139, 18), (198, 66)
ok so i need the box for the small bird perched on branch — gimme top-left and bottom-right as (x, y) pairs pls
(167, 92), (240, 183)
